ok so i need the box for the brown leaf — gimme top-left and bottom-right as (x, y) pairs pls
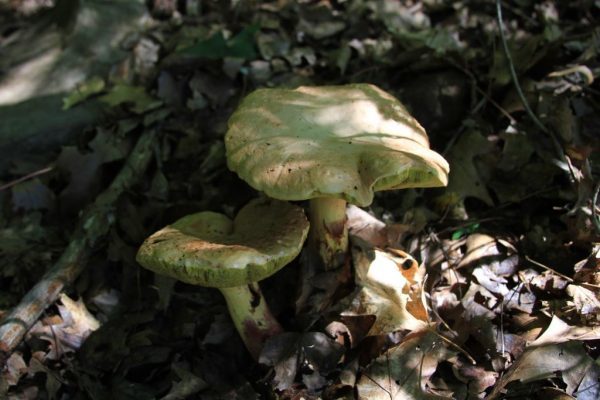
(565, 284), (600, 323)
(356, 330), (454, 400)
(452, 357), (498, 395)
(1, 352), (27, 387)
(341, 244), (427, 336)
(488, 341), (594, 399)
(531, 315), (600, 346)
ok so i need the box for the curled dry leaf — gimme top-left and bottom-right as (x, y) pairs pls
(347, 205), (408, 250)
(28, 293), (100, 359)
(1, 352), (27, 387)
(573, 244), (600, 286)
(341, 242), (428, 336)
(347, 205), (388, 248)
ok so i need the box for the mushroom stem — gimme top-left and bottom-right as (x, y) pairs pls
(309, 197), (349, 270)
(219, 283), (284, 360)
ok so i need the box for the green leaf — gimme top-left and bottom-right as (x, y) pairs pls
(99, 84), (161, 114)
(451, 223), (480, 240)
(177, 25), (259, 60)
(62, 76), (106, 110)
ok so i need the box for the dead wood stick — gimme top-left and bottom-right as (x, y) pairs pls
(0, 128), (158, 364)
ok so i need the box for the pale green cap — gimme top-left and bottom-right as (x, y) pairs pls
(225, 84), (449, 207)
(136, 198), (309, 288)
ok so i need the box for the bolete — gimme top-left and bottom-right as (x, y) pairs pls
(225, 84), (449, 269)
(136, 198), (309, 359)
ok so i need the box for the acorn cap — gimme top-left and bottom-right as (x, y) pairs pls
(136, 198), (310, 288)
(225, 84), (449, 207)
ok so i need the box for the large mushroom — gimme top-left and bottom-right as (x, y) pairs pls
(225, 83), (449, 269)
(136, 198), (309, 359)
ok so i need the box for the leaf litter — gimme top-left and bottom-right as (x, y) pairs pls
(0, 0), (599, 399)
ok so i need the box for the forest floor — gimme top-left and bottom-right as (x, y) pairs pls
(0, 1), (599, 399)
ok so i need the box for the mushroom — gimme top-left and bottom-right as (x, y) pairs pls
(225, 83), (449, 269)
(136, 198), (310, 359)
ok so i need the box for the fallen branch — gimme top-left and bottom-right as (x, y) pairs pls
(0, 128), (158, 365)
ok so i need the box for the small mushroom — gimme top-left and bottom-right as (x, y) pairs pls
(136, 198), (309, 359)
(225, 84), (449, 269)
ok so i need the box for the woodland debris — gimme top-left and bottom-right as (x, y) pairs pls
(0, 128), (159, 365)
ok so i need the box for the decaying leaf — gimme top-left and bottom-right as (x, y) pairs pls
(259, 332), (344, 391)
(565, 284), (600, 323)
(356, 330), (454, 400)
(160, 361), (208, 400)
(487, 341), (595, 399)
(456, 234), (517, 271)
(28, 293), (100, 359)
(341, 242), (428, 336)
(531, 315), (600, 346)
(347, 205), (389, 248)
(436, 129), (495, 215)
(1, 352), (27, 387)
(452, 357), (498, 396)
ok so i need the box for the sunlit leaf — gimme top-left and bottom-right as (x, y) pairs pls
(356, 330), (454, 399)
(341, 243), (428, 336)
(99, 84), (161, 114)
(62, 76), (106, 110)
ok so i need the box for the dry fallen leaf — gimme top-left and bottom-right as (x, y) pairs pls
(487, 341), (595, 399)
(356, 330), (454, 400)
(565, 284), (600, 323)
(456, 234), (516, 270)
(28, 293), (100, 359)
(341, 242), (428, 336)
(259, 332), (344, 391)
(530, 315), (600, 345)
(452, 357), (498, 396)
(1, 352), (27, 387)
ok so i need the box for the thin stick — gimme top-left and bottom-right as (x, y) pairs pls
(593, 181), (600, 236)
(525, 255), (600, 290)
(0, 166), (54, 192)
(495, 0), (548, 134)
(0, 128), (158, 364)
(495, 0), (576, 184)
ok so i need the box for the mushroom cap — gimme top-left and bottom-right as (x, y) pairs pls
(225, 84), (449, 207)
(136, 198), (309, 288)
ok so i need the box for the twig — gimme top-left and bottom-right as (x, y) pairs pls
(495, 0), (548, 134)
(446, 58), (516, 124)
(0, 128), (158, 365)
(0, 166), (54, 192)
(495, 0), (577, 184)
(593, 180), (600, 236)
(525, 255), (600, 290)
(429, 328), (476, 365)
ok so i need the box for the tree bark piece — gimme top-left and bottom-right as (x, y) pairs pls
(0, 128), (158, 366)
